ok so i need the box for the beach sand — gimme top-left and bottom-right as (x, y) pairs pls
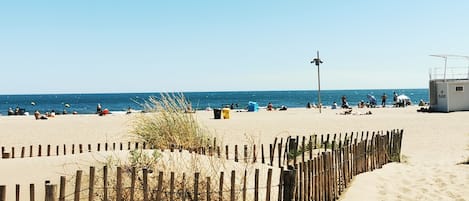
(1, 107), (468, 200)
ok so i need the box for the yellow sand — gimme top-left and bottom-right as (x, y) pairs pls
(0, 106), (468, 200)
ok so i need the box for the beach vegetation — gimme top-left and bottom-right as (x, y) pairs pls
(88, 148), (257, 201)
(85, 93), (255, 200)
(131, 92), (213, 150)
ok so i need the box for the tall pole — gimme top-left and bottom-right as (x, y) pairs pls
(311, 51), (323, 113)
(317, 51), (322, 113)
(443, 56), (447, 81)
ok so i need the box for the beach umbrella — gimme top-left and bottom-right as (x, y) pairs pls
(366, 94), (376, 103)
(396, 94), (410, 101)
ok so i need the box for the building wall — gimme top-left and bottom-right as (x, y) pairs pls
(447, 81), (469, 111)
(434, 81), (448, 112)
(430, 80), (469, 112)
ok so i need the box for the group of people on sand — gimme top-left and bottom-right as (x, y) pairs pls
(266, 102), (287, 111)
(34, 110), (49, 120)
(338, 108), (372, 115)
(306, 92), (418, 115)
(33, 109), (79, 120)
(8, 107), (24, 115)
(306, 102), (322, 109)
(338, 92), (414, 109)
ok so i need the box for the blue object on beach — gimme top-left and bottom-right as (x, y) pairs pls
(367, 94), (377, 105)
(248, 101), (258, 112)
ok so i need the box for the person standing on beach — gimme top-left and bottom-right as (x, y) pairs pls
(341, 95), (348, 108)
(381, 93), (387, 107)
(97, 103), (102, 114)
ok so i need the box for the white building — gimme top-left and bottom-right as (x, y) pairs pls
(429, 55), (469, 112)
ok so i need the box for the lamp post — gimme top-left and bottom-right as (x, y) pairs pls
(311, 51), (323, 113)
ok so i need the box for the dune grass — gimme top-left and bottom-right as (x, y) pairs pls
(131, 92), (212, 150)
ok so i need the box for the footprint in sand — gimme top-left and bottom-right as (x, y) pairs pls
(399, 186), (411, 194)
(433, 177), (446, 188)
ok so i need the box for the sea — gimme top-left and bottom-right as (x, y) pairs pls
(0, 89), (428, 115)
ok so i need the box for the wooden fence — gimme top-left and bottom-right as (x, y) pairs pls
(0, 129), (403, 201)
(1, 142), (149, 159)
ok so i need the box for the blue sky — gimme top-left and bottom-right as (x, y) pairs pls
(1, 1), (468, 94)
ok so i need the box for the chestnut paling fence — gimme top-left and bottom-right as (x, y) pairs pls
(0, 129), (403, 201)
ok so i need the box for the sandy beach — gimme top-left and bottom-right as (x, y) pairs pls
(1, 106), (468, 200)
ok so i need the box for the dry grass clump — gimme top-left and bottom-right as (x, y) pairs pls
(132, 93), (212, 150)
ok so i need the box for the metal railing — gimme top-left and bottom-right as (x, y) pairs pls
(429, 66), (469, 80)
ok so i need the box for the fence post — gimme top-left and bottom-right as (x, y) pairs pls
(0, 185), (5, 201)
(103, 166), (108, 201)
(89, 166), (95, 201)
(130, 167), (136, 201)
(282, 169), (296, 201)
(234, 145), (238, 162)
(244, 145), (248, 163)
(15, 184), (19, 201)
(254, 169), (259, 201)
(219, 172), (224, 201)
(74, 170), (82, 201)
(59, 176), (65, 201)
(45, 184), (57, 201)
(230, 170), (236, 201)
(195, 172), (200, 201)
(30, 184), (35, 201)
(143, 168), (148, 201)
(277, 167), (284, 201)
(397, 129), (404, 162)
(170, 172), (175, 201)
(206, 177), (211, 201)
(156, 171), (164, 201)
(116, 167), (122, 201)
(182, 173), (187, 201)
(266, 168), (272, 201)
(242, 170), (247, 201)
(287, 137), (297, 165)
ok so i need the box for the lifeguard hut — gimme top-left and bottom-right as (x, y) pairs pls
(429, 54), (469, 112)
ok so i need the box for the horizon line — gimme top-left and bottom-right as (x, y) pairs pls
(0, 87), (428, 96)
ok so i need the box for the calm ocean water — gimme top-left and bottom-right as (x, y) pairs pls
(0, 89), (428, 115)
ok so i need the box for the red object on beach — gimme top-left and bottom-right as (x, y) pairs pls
(102, 109), (109, 115)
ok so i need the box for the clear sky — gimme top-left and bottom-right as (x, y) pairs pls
(1, 1), (468, 94)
